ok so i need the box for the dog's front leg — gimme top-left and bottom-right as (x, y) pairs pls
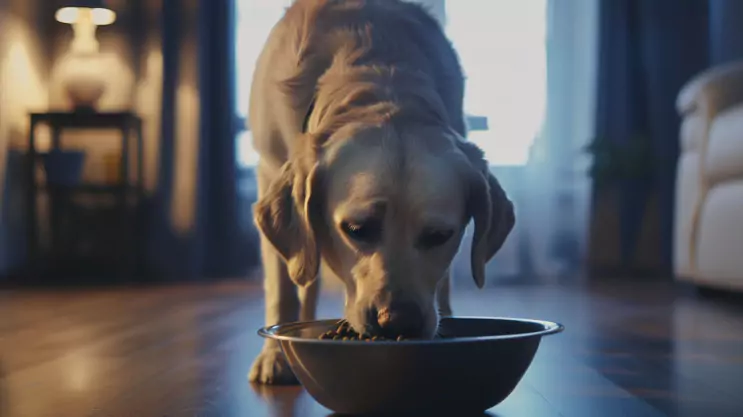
(249, 235), (301, 385)
(249, 164), (304, 385)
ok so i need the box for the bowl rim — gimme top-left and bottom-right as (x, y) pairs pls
(258, 316), (564, 345)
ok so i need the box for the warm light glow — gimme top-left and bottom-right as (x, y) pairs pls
(55, 7), (79, 24)
(56, 7), (117, 54)
(55, 7), (116, 26)
(91, 8), (116, 25)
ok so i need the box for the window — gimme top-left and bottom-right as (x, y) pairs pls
(234, 1), (548, 167)
(445, 0), (548, 166)
(234, 0), (293, 167)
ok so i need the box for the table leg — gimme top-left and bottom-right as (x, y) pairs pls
(135, 120), (145, 278)
(26, 120), (38, 274)
(120, 124), (131, 278)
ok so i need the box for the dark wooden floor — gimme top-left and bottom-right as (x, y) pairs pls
(2, 279), (743, 417)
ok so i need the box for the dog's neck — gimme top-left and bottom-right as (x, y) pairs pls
(305, 65), (450, 141)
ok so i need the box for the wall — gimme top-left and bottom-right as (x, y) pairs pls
(0, 0), (51, 275)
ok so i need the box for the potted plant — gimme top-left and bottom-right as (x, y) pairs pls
(584, 133), (656, 187)
(584, 133), (657, 271)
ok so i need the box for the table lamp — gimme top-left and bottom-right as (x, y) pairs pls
(55, 0), (116, 111)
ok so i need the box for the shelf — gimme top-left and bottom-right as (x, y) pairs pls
(30, 111), (141, 129)
(37, 184), (140, 194)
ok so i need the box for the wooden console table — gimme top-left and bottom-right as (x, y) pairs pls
(26, 111), (145, 280)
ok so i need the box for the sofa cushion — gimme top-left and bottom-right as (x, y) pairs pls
(696, 180), (743, 282)
(680, 112), (707, 152)
(674, 153), (702, 278)
(704, 104), (743, 184)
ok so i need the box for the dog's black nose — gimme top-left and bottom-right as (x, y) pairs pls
(376, 300), (424, 337)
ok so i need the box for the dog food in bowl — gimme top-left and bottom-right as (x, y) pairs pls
(318, 320), (407, 341)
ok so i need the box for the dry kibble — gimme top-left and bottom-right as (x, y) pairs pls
(318, 320), (408, 342)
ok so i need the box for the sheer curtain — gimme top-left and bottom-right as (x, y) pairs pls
(443, 0), (599, 286)
(533, 0), (599, 282)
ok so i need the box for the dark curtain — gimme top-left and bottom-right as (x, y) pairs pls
(196, 0), (249, 278)
(145, 0), (257, 280)
(709, 0), (743, 65)
(594, 0), (710, 274)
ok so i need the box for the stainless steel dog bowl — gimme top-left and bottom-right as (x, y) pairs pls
(258, 316), (563, 415)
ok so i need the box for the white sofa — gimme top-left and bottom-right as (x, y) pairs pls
(675, 60), (743, 291)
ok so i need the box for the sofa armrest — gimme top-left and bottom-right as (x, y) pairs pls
(677, 60), (743, 117)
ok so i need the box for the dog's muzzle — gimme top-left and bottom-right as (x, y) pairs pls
(372, 299), (425, 338)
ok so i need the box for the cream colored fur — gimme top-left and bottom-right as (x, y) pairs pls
(248, 0), (515, 385)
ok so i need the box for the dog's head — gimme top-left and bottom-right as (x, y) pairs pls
(254, 120), (514, 339)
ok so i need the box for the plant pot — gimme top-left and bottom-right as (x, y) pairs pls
(42, 150), (86, 186)
(587, 179), (661, 275)
(618, 178), (651, 266)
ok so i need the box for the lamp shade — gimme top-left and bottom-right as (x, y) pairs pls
(55, 0), (116, 25)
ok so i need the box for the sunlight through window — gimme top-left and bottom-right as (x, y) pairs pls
(446, 0), (548, 166)
(235, 1), (548, 167)
(235, 1), (293, 167)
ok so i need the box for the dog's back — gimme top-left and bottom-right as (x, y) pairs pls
(285, 0), (458, 71)
(250, 0), (466, 166)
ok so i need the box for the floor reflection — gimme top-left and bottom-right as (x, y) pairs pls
(245, 382), (334, 417)
(5, 280), (743, 416)
(249, 383), (305, 417)
(325, 413), (496, 417)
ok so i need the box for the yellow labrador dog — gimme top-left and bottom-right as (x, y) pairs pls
(249, 0), (515, 384)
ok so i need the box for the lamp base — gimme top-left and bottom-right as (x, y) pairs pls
(60, 52), (107, 110)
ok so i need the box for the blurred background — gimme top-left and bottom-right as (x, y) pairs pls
(1, 0), (742, 290)
(1, 0), (741, 289)
(2, 0), (743, 416)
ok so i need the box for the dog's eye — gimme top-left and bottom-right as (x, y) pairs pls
(341, 220), (382, 244)
(417, 229), (454, 250)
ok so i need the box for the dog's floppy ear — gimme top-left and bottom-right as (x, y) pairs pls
(458, 141), (516, 289)
(253, 161), (323, 287)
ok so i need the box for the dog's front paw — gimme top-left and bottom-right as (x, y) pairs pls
(249, 347), (299, 385)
